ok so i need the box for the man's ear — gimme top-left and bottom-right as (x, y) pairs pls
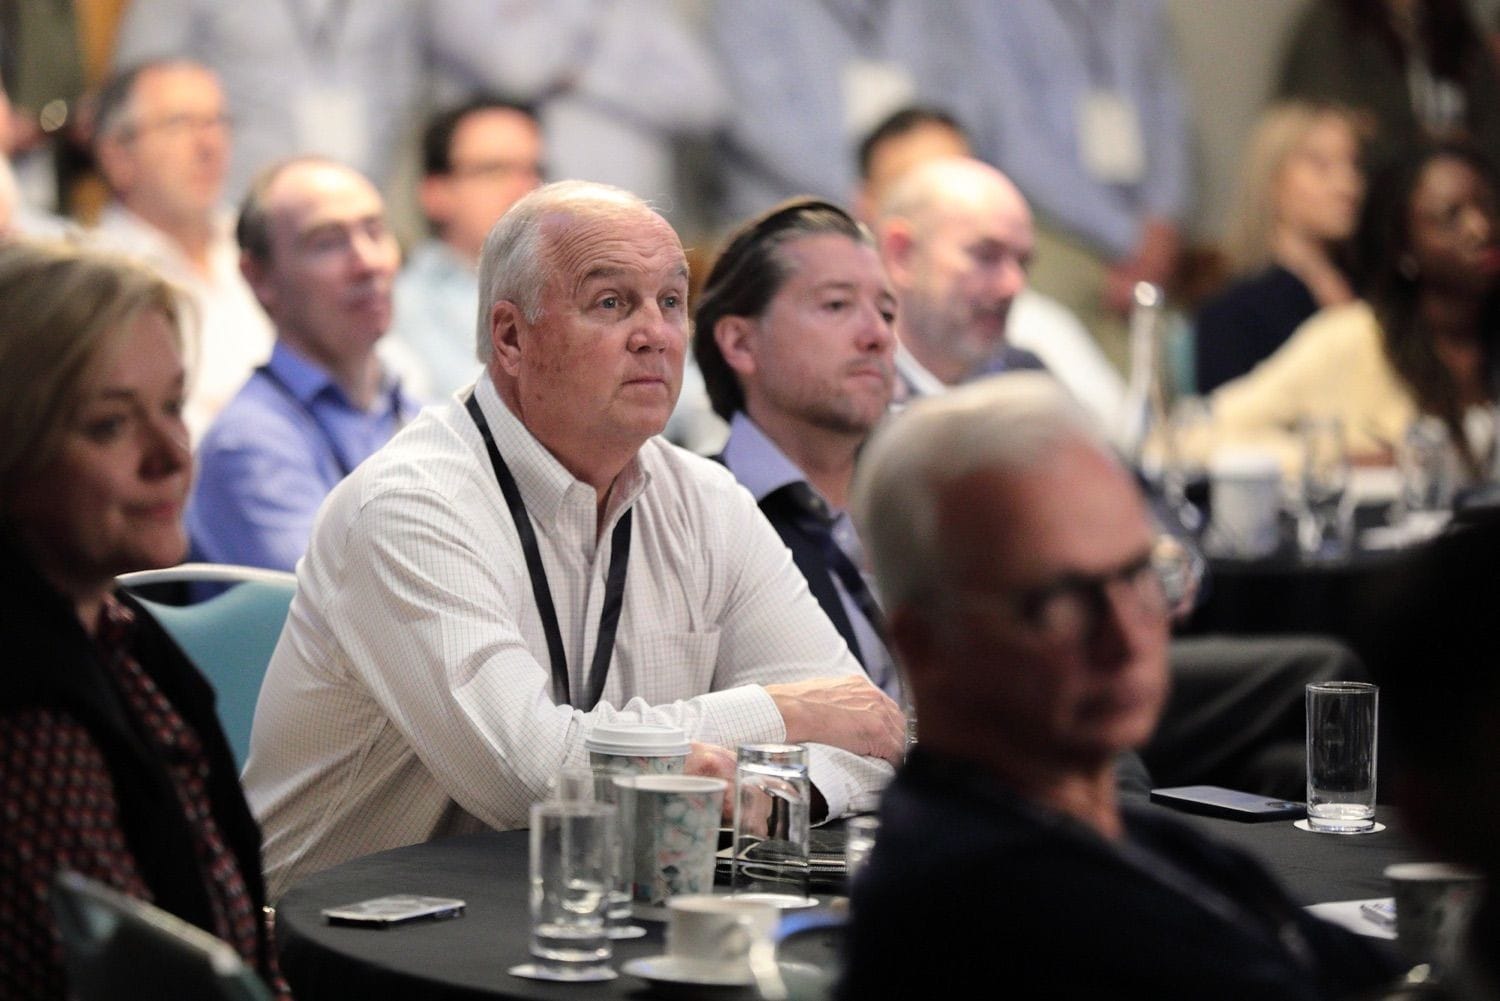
(96, 135), (136, 196)
(878, 220), (916, 287)
(240, 252), (276, 316)
(490, 299), (526, 377)
(713, 314), (758, 381)
(418, 175), (452, 232)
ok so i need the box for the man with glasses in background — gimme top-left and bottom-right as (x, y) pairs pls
(388, 97), (543, 399)
(90, 59), (272, 439)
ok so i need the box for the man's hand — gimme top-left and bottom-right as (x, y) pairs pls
(686, 741), (738, 823)
(764, 675), (905, 764)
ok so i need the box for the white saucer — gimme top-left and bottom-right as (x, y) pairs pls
(1294, 819), (1386, 835)
(507, 961), (618, 982)
(622, 955), (751, 988)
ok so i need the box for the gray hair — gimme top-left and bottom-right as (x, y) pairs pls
(474, 179), (654, 364)
(850, 372), (1110, 611)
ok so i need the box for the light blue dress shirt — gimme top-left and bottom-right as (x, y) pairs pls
(187, 340), (419, 573)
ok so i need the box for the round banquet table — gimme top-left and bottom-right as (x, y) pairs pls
(276, 807), (1421, 1000)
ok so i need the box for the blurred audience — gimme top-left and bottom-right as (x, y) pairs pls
(839, 374), (1397, 999)
(0, 240), (285, 999)
(388, 97), (543, 400)
(87, 59), (272, 440)
(1195, 102), (1366, 393)
(1277, 0), (1500, 170)
(874, 155), (1368, 800)
(115, 0), (721, 231)
(949, 0), (1191, 372)
(709, 0), (967, 223)
(1210, 143), (1500, 479)
(186, 157), (417, 574)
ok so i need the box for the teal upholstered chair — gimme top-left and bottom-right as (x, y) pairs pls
(52, 870), (274, 1001)
(117, 564), (297, 768)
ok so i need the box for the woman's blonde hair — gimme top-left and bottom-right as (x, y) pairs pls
(1222, 102), (1362, 275)
(0, 239), (185, 511)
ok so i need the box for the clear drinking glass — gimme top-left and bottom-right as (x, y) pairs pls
(548, 766), (644, 940)
(1297, 416), (1351, 559)
(1305, 681), (1378, 833)
(844, 815), (880, 886)
(1397, 416), (1454, 519)
(731, 743), (811, 902)
(510, 800), (616, 982)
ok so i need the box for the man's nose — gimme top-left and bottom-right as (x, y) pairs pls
(856, 301), (895, 351)
(628, 300), (682, 352)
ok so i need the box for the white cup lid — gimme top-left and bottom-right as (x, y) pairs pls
(1208, 446), (1281, 480)
(585, 722), (690, 757)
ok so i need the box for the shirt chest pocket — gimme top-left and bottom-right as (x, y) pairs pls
(616, 629), (722, 706)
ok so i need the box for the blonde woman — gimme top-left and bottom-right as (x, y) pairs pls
(0, 241), (286, 998)
(1195, 104), (1365, 392)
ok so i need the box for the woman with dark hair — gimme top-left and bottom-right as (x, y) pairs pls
(1208, 143), (1500, 480)
(0, 241), (287, 998)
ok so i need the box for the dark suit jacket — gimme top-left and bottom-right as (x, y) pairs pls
(755, 486), (868, 668)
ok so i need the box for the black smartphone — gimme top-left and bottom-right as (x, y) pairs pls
(1149, 785), (1306, 822)
(322, 894), (466, 927)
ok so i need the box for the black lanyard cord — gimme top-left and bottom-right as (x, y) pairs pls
(465, 392), (631, 710)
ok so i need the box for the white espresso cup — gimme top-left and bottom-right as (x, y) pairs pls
(585, 722), (690, 775)
(664, 894), (779, 979)
(1208, 447), (1283, 558)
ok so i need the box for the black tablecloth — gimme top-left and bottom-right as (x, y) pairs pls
(276, 805), (1421, 1001)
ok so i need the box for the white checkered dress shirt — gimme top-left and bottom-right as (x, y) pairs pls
(245, 376), (890, 897)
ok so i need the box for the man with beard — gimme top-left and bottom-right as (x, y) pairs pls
(695, 199), (904, 700)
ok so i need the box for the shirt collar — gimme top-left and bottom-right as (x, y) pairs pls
(471, 376), (650, 535)
(894, 343), (948, 400)
(266, 340), (409, 417)
(720, 411), (814, 503)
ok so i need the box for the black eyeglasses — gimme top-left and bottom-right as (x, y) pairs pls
(949, 538), (1193, 645)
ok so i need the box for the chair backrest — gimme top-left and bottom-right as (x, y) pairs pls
(121, 566), (297, 767)
(51, 871), (274, 1001)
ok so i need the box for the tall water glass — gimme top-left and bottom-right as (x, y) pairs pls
(548, 766), (644, 940)
(512, 800), (616, 982)
(1398, 416), (1454, 518)
(1297, 416), (1351, 559)
(731, 743), (811, 901)
(1305, 682), (1378, 833)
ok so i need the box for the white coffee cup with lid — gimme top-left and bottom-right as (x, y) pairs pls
(1208, 447), (1283, 558)
(585, 722), (690, 775)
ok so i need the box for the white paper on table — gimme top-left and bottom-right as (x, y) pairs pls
(1304, 898), (1397, 939)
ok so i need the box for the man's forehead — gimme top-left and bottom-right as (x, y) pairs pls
(135, 64), (223, 109)
(937, 440), (1148, 583)
(780, 234), (890, 293)
(541, 207), (686, 283)
(267, 164), (384, 233)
